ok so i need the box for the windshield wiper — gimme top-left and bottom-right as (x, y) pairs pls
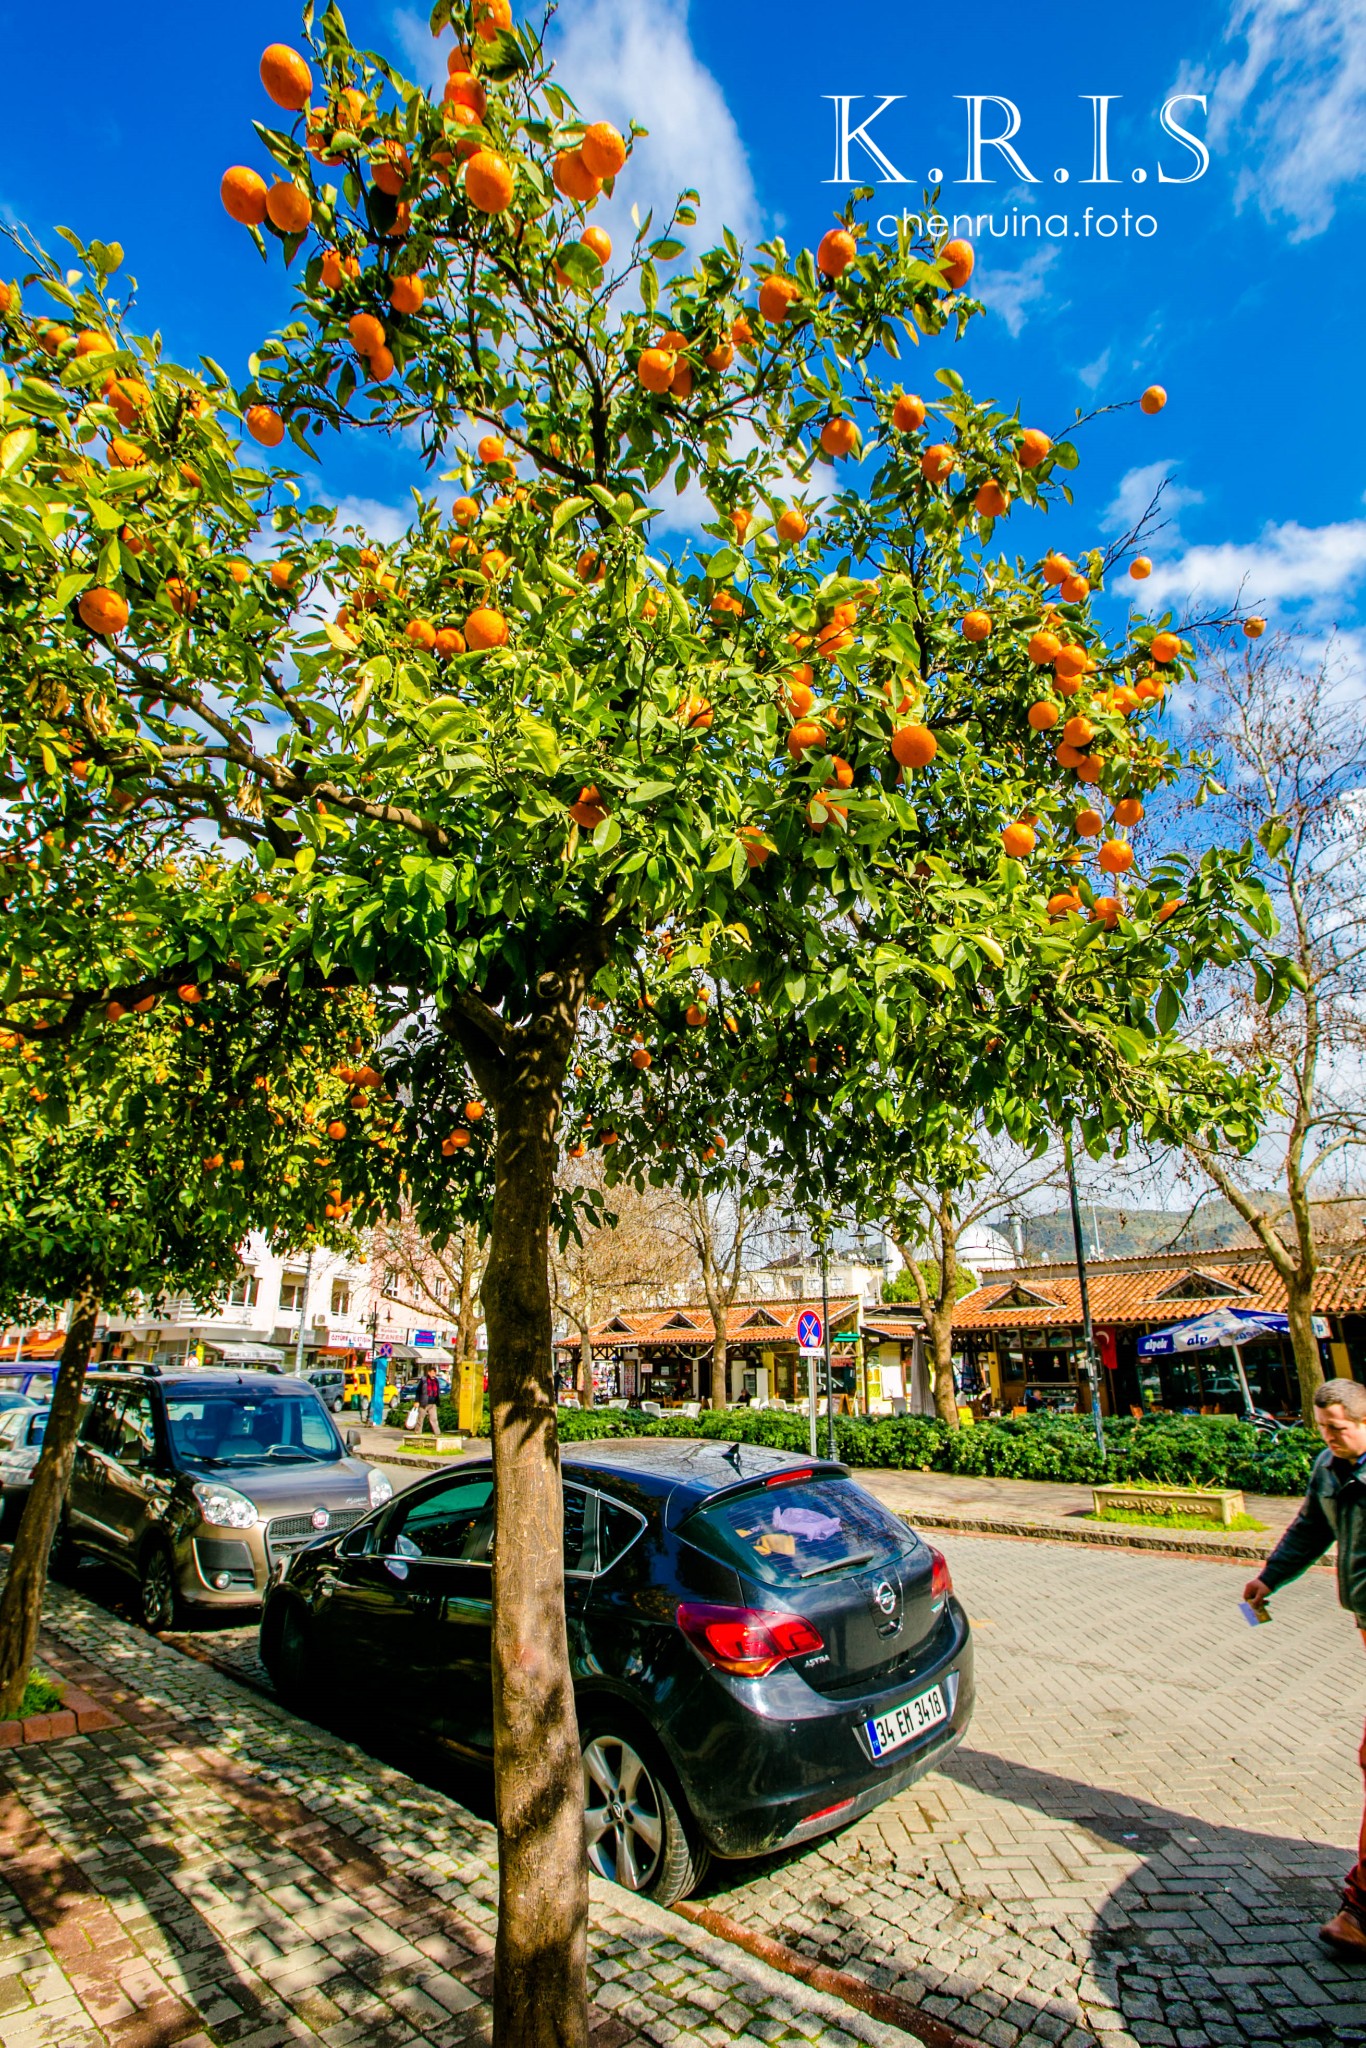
(800, 1550), (876, 1580)
(260, 1445), (330, 1460)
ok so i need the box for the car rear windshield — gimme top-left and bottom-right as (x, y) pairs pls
(165, 1391), (341, 1466)
(685, 1476), (915, 1588)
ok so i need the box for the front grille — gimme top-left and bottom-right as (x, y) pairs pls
(266, 1508), (363, 1567)
(193, 1538), (256, 1588)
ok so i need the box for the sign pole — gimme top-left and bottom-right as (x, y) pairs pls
(806, 1348), (818, 1459)
(822, 1236), (836, 1463)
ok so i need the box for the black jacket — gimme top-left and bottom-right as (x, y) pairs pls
(1261, 1448), (1366, 1624)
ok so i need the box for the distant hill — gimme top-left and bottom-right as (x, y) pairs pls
(1012, 1203), (1259, 1265)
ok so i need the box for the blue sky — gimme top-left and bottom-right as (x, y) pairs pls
(4, 0), (1365, 660)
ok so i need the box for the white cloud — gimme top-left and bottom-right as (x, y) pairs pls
(330, 494), (417, 547)
(546, 0), (760, 254)
(1104, 461), (1204, 537)
(1140, 517), (1366, 608)
(1204, 0), (1366, 238)
(1077, 347), (1111, 393)
(973, 248), (1059, 338)
(394, 0), (759, 257)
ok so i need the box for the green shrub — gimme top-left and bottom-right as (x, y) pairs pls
(547, 1406), (1317, 1494)
(18, 1672), (63, 1717)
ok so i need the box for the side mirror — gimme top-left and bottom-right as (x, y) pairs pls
(345, 1429), (361, 1450)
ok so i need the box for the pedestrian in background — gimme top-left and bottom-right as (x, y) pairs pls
(1244, 1377), (1366, 1954)
(416, 1365), (442, 1438)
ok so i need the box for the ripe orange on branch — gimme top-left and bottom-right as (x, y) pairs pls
(580, 122), (627, 179)
(941, 238), (975, 288)
(260, 43), (313, 110)
(464, 150), (515, 213)
(266, 182), (312, 234)
(892, 392), (926, 433)
(1001, 820), (1036, 858)
(1019, 429), (1051, 468)
(775, 507), (808, 544)
(1140, 385), (1167, 414)
(820, 416), (859, 458)
(960, 610), (992, 642)
(1150, 632), (1180, 664)
(1129, 556), (1152, 580)
(1027, 700), (1060, 731)
(553, 149), (601, 203)
(890, 724), (936, 770)
(758, 276), (801, 323)
(465, 606), (508, 650)
(245, 405), (285, 447)
(78, 587), (128, 636)
(221, 166), (269, 225)
(816, 229), (857, 277)
(920, 444), (954, 482)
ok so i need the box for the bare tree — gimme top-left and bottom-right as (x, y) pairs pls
(367, 1211), (488, 1361)
(885, 1135), (1065, 1426)
(549, 1163), (693, 1404)
(1170, 634), (1366, 1420)
(661, 1182), (776, 1412)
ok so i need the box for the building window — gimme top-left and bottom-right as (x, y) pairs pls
(432, 1279), (447, 1304)
(280, 1274), (308, 1313)
(331, 1282), (351, 1318)
(227, 1272), (260, 1309)
(384, 1268), (400, 1296)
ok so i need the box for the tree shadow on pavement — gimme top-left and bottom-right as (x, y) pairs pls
(699, 1747), (1366, 2047)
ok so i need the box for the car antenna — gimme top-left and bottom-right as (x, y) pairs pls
(724, 1441), (744, 1473)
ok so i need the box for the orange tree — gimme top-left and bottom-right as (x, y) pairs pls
(0, 844), (383, 1715)
(0, 3), (1287, 2036)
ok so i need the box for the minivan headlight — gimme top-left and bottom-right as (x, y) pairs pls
(193, 1480), (259, 1529)
(367, 1468), (394, 1507)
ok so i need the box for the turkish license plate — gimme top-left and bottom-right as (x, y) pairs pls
(865, 1683), (948, 1758)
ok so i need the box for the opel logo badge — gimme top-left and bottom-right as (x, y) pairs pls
(874, 1580), (897, 1616)
(311, 1507), (330, 1531)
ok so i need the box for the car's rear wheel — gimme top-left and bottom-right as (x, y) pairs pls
(139, 1542), (180, 1632)
(581, 1726), (707, 1906)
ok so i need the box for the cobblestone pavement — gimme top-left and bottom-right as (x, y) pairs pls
(705, 1535), (1364, 2048)
(29, 1534), (1366, 2048)
(0, 1578), (910, 2048)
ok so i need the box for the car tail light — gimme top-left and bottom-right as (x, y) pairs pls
(765, 1469), (814, 1487)
(929, 1547), (952, 1604)
(676, 1601), (824, 1677)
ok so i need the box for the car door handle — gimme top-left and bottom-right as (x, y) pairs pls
(441, 1595), (492, 1625)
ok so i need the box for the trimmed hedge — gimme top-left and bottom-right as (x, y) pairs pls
(551, 1405), (1319, 1497)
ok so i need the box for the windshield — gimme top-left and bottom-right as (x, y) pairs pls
(685, 1476), (916, 1589)
(164, 1391), (342, 1466)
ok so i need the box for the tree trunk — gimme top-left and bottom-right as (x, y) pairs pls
(577, 1328), (593, 1408)
(0, 1280), (99, 1719)
(1286, 1270), (1325, 1426)
(710, 1332), (729, 1411)
(928, 1309), (959, 1428)
(483, 1037), (588, 2048)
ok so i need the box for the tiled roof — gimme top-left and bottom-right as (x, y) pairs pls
(952, 1244), (1366, 1331)
(557, 1297), (862, 1352)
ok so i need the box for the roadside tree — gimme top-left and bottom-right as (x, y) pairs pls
(0, 5), (1288, 2038)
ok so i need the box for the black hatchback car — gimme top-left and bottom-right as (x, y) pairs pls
(261, 1439), (974, 1902)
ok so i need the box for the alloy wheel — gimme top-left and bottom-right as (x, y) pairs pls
(582, 1735), (665, 1891)
(140, 1547), (174, 1631)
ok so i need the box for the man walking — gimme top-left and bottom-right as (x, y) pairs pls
(415, 1364), (442, 1438)
(1244, 1377), (1366, 1954)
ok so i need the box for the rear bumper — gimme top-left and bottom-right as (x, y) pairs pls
(666, 1601), (976, 1859)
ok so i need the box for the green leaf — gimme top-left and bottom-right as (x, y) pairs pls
(550, 495), (591, 535)
(1051, 441), (1080, 470)
(591, 813), (621, 852)
(1155, 983), (1180, 1033)
(519, 717), (560, 775)
(554, 243), (603, 291)
(294, 845), (317, 874)
(0, 428), (36, 477)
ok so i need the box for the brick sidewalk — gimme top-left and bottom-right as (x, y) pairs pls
(0, 1580), (909, 2048)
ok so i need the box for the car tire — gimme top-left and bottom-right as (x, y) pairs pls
(264, 1598), (318, 1712)
(581, 1723), (708, 1907)
(138, 1541), (181, 1633)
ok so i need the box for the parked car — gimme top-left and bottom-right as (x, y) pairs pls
(60, 1368), (393, 1630)
(0, 1402), (46, 1536)
(0, 1367), (57, 1404)
(307, 1368), (345, 1414)
(260, 1440), (973, 1903)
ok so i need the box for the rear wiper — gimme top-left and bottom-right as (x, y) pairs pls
(800, 1550), (876, 1580)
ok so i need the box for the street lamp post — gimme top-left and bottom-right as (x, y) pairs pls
(291, 1247), (314, 1376)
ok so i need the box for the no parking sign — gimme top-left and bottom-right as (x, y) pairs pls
(796, 1309), (824, 1353)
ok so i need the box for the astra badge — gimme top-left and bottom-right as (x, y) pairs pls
(873, 1580), (897, 1616)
